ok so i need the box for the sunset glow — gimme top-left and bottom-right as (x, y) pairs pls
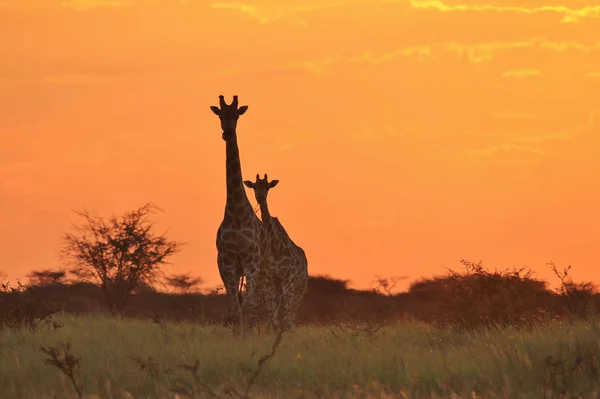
(1, 0), (600, 290)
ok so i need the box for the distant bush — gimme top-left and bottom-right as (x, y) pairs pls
(307, 275), (350, 295)
(0, 278), (59, 331)
(412, 259), (550, 329)
(27, 268), (68, 286)
(409, 276), (455, 298)
(371, 275), (406, 296)
(549, 262), (596, 320)
(131, 280), (157, 294)
(5, 259), (598, 329)
(165, 273), (203, 294)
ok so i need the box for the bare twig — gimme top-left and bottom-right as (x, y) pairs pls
(39, 342), (83, 398)
(242, 329), (285, 399)
(129, 355), (160, 379)
(166, 329), (286, 399)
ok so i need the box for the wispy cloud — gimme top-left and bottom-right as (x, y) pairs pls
(489, 112), (538, 120)
(467, 110), (600, 159)
(349, 46), (433, 64)
(208, 0), (600, 25)
(585, 71), (600, 78)
(210, 2), (268, 23)
(61, 0), (131, 9)
(288, 56), (343, 75)
(284, 37), (600, 75)
(0, 0), (168, 9)
(511, 132), (573, 144)
(209, 2), (345, 25)
(402, 0), (600, 23)
(440, 38), (600, 63)
(5, 0), (600, 24)
(465, 145), (545, 157)
(502, 69), (541, 78)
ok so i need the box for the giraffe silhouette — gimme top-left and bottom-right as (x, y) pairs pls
(244, 174), (308, 331)
(210, 95), (270, 332)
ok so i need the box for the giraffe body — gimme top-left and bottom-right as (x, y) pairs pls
(210, 96), (270, 332)
(244, 174), (308, 331)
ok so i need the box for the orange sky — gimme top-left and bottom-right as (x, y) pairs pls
(1, 0), (600, 292)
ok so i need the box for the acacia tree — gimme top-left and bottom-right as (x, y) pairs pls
(61, 203), (182, 313)
(27, 269), (68, 286)
(165, 273), (203, 293)
(371, 275), (407, 296)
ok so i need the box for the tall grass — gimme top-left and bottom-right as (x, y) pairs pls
(1, 314), (600, 398)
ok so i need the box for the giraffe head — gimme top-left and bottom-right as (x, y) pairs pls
(210, 95), (248, 140)
(244, 174), (279, 205)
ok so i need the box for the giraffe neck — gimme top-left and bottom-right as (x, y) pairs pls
(259, 201), (293, 254)
(224, 134), (252, 216)
(260, 201), (282, 249)
(259, 201), (272, 222)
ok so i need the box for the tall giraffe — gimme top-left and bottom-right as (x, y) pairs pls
(210, 95), (270, 332)
(244, 174), (308, 331)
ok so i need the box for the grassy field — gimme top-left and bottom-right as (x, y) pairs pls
(1, 314), (599, 398)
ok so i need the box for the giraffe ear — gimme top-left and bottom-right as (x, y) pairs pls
(243, 180), (254, 188)
(238, 105), (248, 115)
(210, 106), (220, 116)
(269, 180), (279, 188)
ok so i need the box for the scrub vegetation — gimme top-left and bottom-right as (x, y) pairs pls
(1, 260), (599, 398)
(2, 205), (599, 398)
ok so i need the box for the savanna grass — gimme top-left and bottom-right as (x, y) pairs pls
(1, 314), (599, 398)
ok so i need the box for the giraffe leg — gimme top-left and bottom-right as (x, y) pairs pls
(262, 277), (282, 331)
(252, 271), (269, 330)
(281, 277), (308, 332)
(217, 253), (241, 331)
(240, 262), (262, 332)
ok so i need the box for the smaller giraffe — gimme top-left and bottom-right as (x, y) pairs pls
(244, 174), (308, 331)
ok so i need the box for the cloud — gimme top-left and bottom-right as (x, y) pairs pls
(6, 0), (600, 24)
(205, 0), (600, 25)
(489, 112), (538, 120)
(402, 0), (600, 24)
(511, 132), (573, 144)
(62, 0), (131, 8)
(440, 38), (600, 63)
(209, 2), (267, 23)
(209, 2), (345, 25)
(288, 56), (344, 75)
(586, 71), (600, 78)
(466, 110), (600, 160)
(283, 37), (600, 75)
(465, 145), (545, 157)
(349, 46), (433, 64)
(0, 0), (168, 9)
(502, 69), (541, 78)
